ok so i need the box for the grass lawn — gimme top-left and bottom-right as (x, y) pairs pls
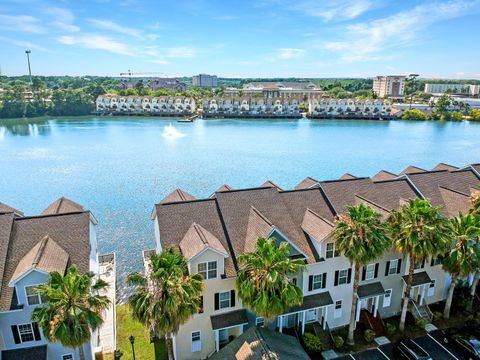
(103, 304), (167, 360)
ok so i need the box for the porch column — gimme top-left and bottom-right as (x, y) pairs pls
(323, 306), (328, 330)
(301, 311), (306, 335)
(215, 330), (219, 352)
(279, 315), (283, 333)
(419, 285), (426, 305)
(356, 297), (361, 322)
(374, 296), (379, 317)
(239, 324), (244, 335)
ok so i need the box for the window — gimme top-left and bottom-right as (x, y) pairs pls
(312, 274), (324, 290)
(431, 256), (442, 266)
(428, 280), (436, 297)
(198, 261), (217, 279)
(365, 264), (376, 281)
(25, 286), (42, 306)
(191, 331), (201, 352)
(388, 259), (399, 275)
(198, 296), (204, 314)
(334, 300), (342, 319)
(383, 289), (392, 307)
(326, 243), (340, 258)
(219, 291), (231, 309)
(18, 324), (34, 343)
(414, 259), (425, 270)
(62, 355), (74, 360)
(338, 270), (348, 285)
(256, 317), (265, 327)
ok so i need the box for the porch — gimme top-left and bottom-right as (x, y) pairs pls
(355, 282), (385, 333)
(210, 309), (248, 352)
(402, 271), (432, 305)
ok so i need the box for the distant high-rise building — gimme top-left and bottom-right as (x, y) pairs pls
(424, 83), (478, 95)
(372, 75), (406, 97)
(192, 74), (218, 88)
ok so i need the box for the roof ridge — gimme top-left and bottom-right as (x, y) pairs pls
(354, 194), (391, 213)
(305, 208), (334, 226)
(192, 222), (209, 245)
(15, 211), (87, 221)
(321, 177), (370, 184)
(32, 236), (50, 267)
(250, 206), (274, 227)
(438, 185), (470, 197)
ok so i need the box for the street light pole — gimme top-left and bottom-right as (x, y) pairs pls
(129, 335), (136, 360)
(25, 50), (32, 85)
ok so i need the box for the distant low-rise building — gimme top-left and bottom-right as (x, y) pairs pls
(96, 95), (196, 115)
(424, 83), (479, 95)
(225, 81), (321, 99)
(192, 74), (218, 88)
(309, 98), (393, 118)
(202, 97), (301, 118)
(119, 78), (187, 92)
(373, 76), (406, 97)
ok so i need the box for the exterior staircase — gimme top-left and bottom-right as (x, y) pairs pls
(360, 310), (385, 336)
(410, 300), (433, 322)
(312, 322), (333, 349)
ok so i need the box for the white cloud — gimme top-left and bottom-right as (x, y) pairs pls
(87, 19), (154, 40)
(41, 6), (75, 23)
(0, 36), (48, 52)
(0, 14), (46, 33)
(292, 0), (374, 22)
(57, 34), (135, 56)
(323, 0), (480, 62)
(276, 48), (305, 59)
(165, 47), (196, 58)
(50, 21), (80, 32)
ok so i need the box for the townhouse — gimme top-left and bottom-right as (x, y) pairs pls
(308, 98), (393, 119)
(0, 198), (116, 360)
(147, 162), (480, 360)
(202, 97), (301, 118)
(95, 95), (196, 115)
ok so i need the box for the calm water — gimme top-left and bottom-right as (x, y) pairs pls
(1, 116), (479, 297)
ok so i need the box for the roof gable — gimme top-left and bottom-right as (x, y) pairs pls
(438, 186), (471, 217)
(294, 177), (319, 190)
(0, 202), (24, 216)
(399, 165), (427, 175)
(244, 206), (275, 253)
(41, 197), (85, 215)
(160, 189), (196, 204)
(432, 162), (458, 172)
(340, 173), (357, 180)
(179, 223), (228, 261)
(301, 208), (333, 242)
(260, 180), (283, 191)
(372, 170), (397, 181)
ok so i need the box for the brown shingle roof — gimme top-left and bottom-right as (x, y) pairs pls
(354, 194), (391, 219)
(0, 214), (14, 301)
(301, 208), (333, 241)
(244, 207), (275, 253)
(260, 180), (283, 191)
(41, 197), (85, 215)
(399, 165), (427, 175)
(0, 212), (91, 311)
(179, 223), (228, 260)
(10, 235), (69, 284)
(216, 184), (233, 192)
(294, 177), (319, 190)
(340, 173), (357, 180)
(372, 170), (397, 181)
(438, 186), (471, 217)
(0, 202), (23, 216)
(159, 189), (196, 204)
(432, 163), (458, 172)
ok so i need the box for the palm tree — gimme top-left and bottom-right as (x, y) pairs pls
(32, 266), (110, 360)
(333, 203), (390, 345)
(442, 213), (480, 318)
(469, 191), (480, 298)
(235, 237), (305, 320)
(127, 247), (203, 360)
(389, 199), (448, 331)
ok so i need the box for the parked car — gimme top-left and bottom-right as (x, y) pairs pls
(443, 331), (480, 359)
(465, 320), (480, 339)
(393, 339), (432, 360)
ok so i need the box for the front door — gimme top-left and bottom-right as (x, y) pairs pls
(306, 309), (317, 322)
(286, 313), (298, 328)
(219, 329), (229, 347)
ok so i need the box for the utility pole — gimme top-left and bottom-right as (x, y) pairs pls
(25, 50), (32, 84)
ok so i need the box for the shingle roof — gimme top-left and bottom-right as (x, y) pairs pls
(216, 184), (233, 192)
(2, 345), (47, 360)
(402, 271), (431, 287)
(358, 282), (385, 298)
(210, 309), (248, 330)
(0, 213), (14, 302)
(209, 326), (309, 360)
(287, 292), (333, 313)
(372, 170), (397, 182)
(399, 165), (427, 175)
(10, 235), (69, 284)
(294, 177), (319, 190)
(340, 173), (357, 180)
(179, 222), (228, 260)
(159, 189), (196, 204)
(0, 212), (91, 311)
(0, 202), (23, 216)
(432, 163), (458, 172)
(301, 208), (333, 241)
(438, 187), (471, 217)
(354, 194), (391, 219)
(41, 197), (85, 215)
(261, 180), (283, 191)
(244, 207), (275, 253)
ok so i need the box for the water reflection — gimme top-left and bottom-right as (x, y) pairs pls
(0, 118), (51, 137)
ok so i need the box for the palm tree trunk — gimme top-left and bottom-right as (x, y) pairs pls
(166, 334), (175, 360)
(444, 275), (457, 319)
(400, 256), (415, 332)
(471, 271), (479, 298)
(78, 345), (85, 360)
(347, 262), (361, 345)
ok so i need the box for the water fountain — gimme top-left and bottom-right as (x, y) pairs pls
(161, 123), (186, 138)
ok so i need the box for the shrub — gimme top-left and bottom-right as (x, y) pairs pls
(416, 318), (426, 329)
(453, 279), (473, 311)
(471, 109), (480, 121)
(333, 335), (344, 349)
(386, 322), (396, 336)
(449, 111), (464, 121)
(432, 311), (442, 321)
(402, 109), (428, 121)
(303, 333), (324, 353)
(364, 329), (376, 343)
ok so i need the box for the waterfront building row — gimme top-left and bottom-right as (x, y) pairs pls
(202, 97), (301, 117)
(0, 198), (116, 360)
(309, 98), (394, 118)
(96, 95), (196, 115)
(148, 162), (480, 360)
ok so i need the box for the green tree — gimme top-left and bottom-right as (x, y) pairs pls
(333, 204), (390, 344)
(470, 109), (480, 121)
(442, 213), (480, 318)
(469, 191), (480, 298)
(433, 94), (452, 120)
(389, 199), (448, 331)
(402, 109), (428, 121)
(235, 237), (305, 320)
(127, 247), (203, 360)
(449, 111), (464, 121)
(31, 266), (110, 360)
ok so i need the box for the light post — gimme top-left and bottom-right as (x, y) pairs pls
(25, 50), (32, 85)
(129, 335), (136, 360)
(407, 73), (419, 110)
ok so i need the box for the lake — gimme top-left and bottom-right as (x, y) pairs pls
(1, 116), (479, 298)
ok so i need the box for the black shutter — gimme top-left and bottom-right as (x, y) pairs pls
(347, 268), (352, 284)
(32, 322), (41, 341)
(308, 275), (313, 291)
(374, 263), (379, 279)
(421, 258), (426, 269)
(199, 296), (204, 313)
(322, 273), (327, 289)
(385, 261), (390, 276)
(397, 259), (402, 274)
(230, 290), (235, 308)
(361, 266), (366, 281)
(11, 325), (20, 344)
(334, 270), (339, 286)
(430, 256), (434, 267)
(214, 293), (219, 310)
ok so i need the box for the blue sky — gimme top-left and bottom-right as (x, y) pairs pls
(0, 0), (479, 78)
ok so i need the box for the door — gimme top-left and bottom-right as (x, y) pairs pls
(360, 298), (369, 310)
(219, 329), (228, 346)
(286, 313), (297, 328)
(305, 309), (317, 323)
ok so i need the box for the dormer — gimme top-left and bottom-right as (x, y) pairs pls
(179, 223), (228, 280)
(301, 208), (334, 259)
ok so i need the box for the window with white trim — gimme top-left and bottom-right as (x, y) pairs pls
(197, 261), (217, 279)
(388, 259), (399, 275)
(334, 300), (342, 318)
(383, 289), (392, 307)
(18, 324), (34, 343)
(256, 317), (265, 327)
(326, 243), (340, 258)
(428, 280), (436, 297)
(338, 270), (348, 285)
(312, 274), (324, 290)
(191, 331), (201, 352)
(62, 355), (74, 360)
(25, 286), (42, 306)
(365, 264), (375, 281)
(219, 291), (231, 309)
